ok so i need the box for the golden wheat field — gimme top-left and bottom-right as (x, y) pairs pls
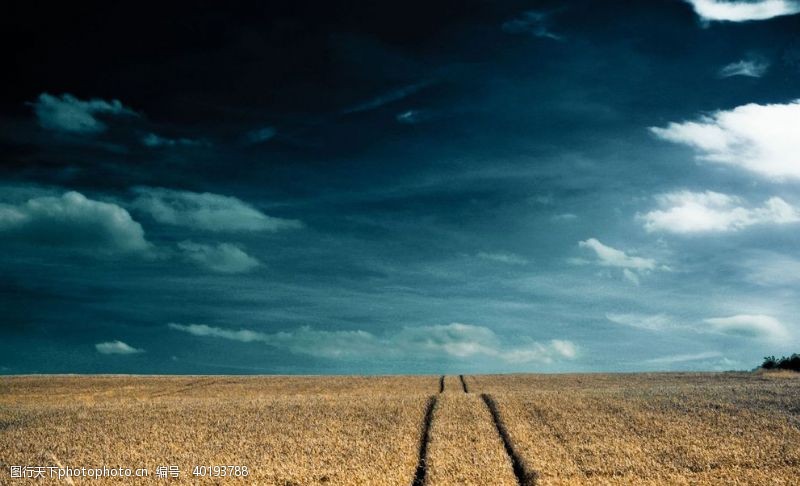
(1, 372), (799, 485)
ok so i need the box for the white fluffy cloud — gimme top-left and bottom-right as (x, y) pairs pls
(650, 100), (800, 180)
(169, 323), (284, 343)
(95, 340), (144, 355)
(606, 313), (676, 331)
(476, 252), (529, 265)
(178, 241), (260, 274)
(578, 239), (660, 284)
(718, 57), (770, 78)
(704, 314), (789, 342)
(684, 0), (800, 22)
(131, 187), (302, 232)
(30, 93), (137, 134)
(168, 322), (577, 364)
(579, 239), (656, 271)
(0, 191), (150, 254)
(641, 191), (799, 234)
(549, 339), (578, 359)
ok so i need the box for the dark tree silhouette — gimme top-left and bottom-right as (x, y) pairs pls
(761, 354), (800, 371)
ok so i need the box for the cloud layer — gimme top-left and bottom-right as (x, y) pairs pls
(718, 57), (770, 78)
(645, 351), (723, 364)
(476, 252), (529, 265)
(641, 191), (799, 234)
(704, 314), (789, 342)
(142, 133), (206, 148)
(31, 93), (137, 134)
(742, 252), (800, 286)
(168, 322), (577, 364)
(131, 187), (302, 232)
(178, 241), (260, 274)
(650, 100), (800, 180)
(342, 82), (431, 114)
(0, 191), (150, 253)
(608, 312), (792, 343)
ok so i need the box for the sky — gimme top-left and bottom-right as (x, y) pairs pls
(2, 0), (800, 374)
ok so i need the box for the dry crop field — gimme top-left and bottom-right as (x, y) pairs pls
(1, 372), (799, 485)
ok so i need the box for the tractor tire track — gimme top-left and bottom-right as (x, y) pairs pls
(459, 374), (469, 393)
(411, 395), (438, 486)
(150, 378), (224, 399)
(482, 393), (538, 486)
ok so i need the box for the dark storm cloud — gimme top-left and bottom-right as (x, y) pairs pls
(142, 133), (209, 148)
(30, 93), (138, 134)
(242, 127), (276, 144)
(502, 10), (563, 40)
(2, 0), (800, 374)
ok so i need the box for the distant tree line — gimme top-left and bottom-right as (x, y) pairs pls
(761, 354), (800, 371)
